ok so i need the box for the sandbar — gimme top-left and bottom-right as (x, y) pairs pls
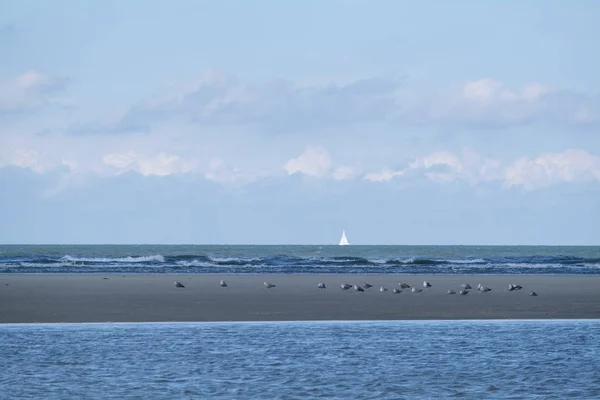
(1, 274), (599, 323)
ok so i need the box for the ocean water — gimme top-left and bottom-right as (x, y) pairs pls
(1, 320), (599, 399)
(1, 244), (599, 275)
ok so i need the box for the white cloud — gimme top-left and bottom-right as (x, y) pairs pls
(409, 151), (465, 183)
(413, 78), (600, 128)
(284, 146), (332, 177)
(504, 149), (600, 190)
(204, 157), (266, 185)
(364, 150), (502, 184)
(363, 168), (405, 182)
(462, 79), (504, 102)
(462, 79), (554, 103)
(3, 149), (49, 173)
(0, 70), (67, 113)
(84, 69), (402, 134)
(71, 71), (600, 135)
(102, 151), (199, 176)
(332, 165), (361, 180)
(364, 149), (600, 189)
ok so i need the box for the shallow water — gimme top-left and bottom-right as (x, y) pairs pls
(1, 244), (600, 274)
(1, 320), (599, 399)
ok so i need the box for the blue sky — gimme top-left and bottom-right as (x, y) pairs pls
(1, 0), (599, 244)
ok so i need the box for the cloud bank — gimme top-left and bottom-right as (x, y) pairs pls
(0, 70), (68, 114)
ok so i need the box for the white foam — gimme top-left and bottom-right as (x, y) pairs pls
(175, 260), (214, 267)
(440, 259), (486, 264)
(61, 255), (165, 263)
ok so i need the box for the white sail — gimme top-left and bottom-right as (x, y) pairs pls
(338, 230), (350, 246)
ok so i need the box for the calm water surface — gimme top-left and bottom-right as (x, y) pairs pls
(1, 320), (599, 399)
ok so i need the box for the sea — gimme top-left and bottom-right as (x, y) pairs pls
(1, 321), (600, 399)
(2, 245), (600, 399)
(1, 244), (599, 275)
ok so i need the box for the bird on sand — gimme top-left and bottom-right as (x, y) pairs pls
(174, 281), (185, 288)
(341, 283), (352, 290)
(317, 282), (326, 289)
(461, 284), (472, 290)
(361, 282), (372, 289)
(423, 281), (432, 288)
(393, 288), (402, 294)
(354, 285), (365, 292)
(411, 287), (422, 293)
(220, 280), (227, 287)
(264, 281), (276, 289)
(478, 284), (491, 292)
(459, 290), (469, 295)
(380, 286), (388, 292)
(529, 291), (538, 296)
(398, 281), (411, 289)
(447, 289), (456, 294)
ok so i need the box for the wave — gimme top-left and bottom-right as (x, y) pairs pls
(61, 255), (165, 263)
(2, 252), (600, 274)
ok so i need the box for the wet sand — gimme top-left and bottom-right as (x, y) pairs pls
(1, 274), (599, 323)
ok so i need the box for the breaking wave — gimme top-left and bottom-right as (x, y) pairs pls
(1, 249), (600, 274)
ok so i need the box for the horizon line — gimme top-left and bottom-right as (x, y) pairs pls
(0, 243), (598, 247)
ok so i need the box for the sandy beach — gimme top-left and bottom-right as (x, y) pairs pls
(1, 274), (599, 323)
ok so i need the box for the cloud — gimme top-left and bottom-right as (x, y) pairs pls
(77, 68), (402, 134)
(0, 70), (68, 114)
(102, 151), (199, 176)
(364, 150), (502, 184)
(504, 149), (600, 190)
(283, 146), (332, 177)
(362, 169), (397, 182)
(411, 78), (600, 128)
(76, 72), (600, 135)
(332, 165), (361, 180)
(1, 149), (49, 173)
(204, 157), (267, 185)
(364, 149), (600, 190)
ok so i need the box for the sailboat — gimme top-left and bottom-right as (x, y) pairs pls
(338, 230), (350, 246)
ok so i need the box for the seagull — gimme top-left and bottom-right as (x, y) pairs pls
(361, 282), (373, 289)
(354, 285), (365, 292)
(509, 284), (523, 291)
(380, 286), (388, 292)
(478, 284), (491, 292)
(317, 282), (326, 289)
(341, 283), (352, 290)
(529, 291), (538, 296)
(393, 288), (402, 294)
(174, 281), (185, 288)
(398, 282), (411, 289)
(220, 280), (227, 287)
(459, 290), (469, 295)
(447, 289), (456, 294)
(461, 284), (472, 290)
(264, 281), (276, 289)
(423, 281), (432, 288)
(411, 287), (422, 293)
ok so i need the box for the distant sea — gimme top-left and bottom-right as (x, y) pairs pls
(1, 320), (600, 399)
(1, 244), (599, 275)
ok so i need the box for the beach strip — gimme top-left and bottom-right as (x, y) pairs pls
(1, 274), (599, 323)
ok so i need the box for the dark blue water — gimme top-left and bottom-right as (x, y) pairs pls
(1, 245), (599, 275)
(1, 320), (599, 399)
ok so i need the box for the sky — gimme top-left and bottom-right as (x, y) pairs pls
(1, 0), (599, 245)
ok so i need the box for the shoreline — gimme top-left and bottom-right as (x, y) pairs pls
(2, 274), (600, 323)
(3, 318), (600, 326)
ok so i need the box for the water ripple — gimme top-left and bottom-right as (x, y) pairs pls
(1, 321), (600, 399)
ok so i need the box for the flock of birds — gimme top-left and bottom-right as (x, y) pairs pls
(172, 279), (538, 296)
